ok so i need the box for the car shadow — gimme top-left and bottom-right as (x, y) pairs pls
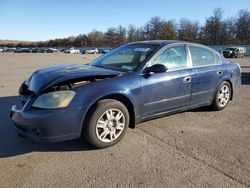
(0, 96), (95, 158)
(189, 106), (214, 113)
(242, 72), (250, 85)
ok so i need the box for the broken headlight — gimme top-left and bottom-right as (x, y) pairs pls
(32, 90), (76, 109)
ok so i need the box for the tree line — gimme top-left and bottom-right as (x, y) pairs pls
(2, 8), (250, 48)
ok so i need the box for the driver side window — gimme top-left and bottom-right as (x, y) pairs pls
(151, 45), (187, 70)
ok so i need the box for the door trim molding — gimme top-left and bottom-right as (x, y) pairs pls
(144, 94), (190, 106)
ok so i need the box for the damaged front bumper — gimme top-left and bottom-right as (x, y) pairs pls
(10, 104), (83, 142)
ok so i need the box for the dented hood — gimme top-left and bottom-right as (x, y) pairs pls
(25, 64), (122, 93)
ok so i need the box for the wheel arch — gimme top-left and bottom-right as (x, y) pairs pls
(81, 93), (136, 135)
(212, 79), (234, 105)
(101, 94), (135, 128)
(225, 79), (233, 100)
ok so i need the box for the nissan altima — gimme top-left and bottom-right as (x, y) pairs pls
(10, 40), (241, 148)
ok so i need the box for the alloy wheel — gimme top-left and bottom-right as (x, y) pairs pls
(217, 85), (230, 107)
(96, 109), (125, 143)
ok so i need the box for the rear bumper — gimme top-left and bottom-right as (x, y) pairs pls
(10, 105), (83, 142)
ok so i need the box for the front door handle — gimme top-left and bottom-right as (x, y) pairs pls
(183, 76), (191, 83)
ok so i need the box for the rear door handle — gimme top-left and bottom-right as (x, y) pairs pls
(183, 76), (191, 83)
(217, 71), (223, 76)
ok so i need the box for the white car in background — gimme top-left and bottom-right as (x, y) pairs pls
(0, 48), (3, 52)
(82, 48), (98, 54)
(64, 47), (80, 54)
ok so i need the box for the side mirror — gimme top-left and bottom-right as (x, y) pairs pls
(146, 64), (167, 74)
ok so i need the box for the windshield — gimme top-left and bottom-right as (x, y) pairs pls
(90, 44), (159, 72)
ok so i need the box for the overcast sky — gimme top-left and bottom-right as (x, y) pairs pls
(0, 0), (249, 41)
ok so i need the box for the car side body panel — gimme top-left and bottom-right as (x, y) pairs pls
(141, 69), (191, 118)
(189, 65), (223, 106)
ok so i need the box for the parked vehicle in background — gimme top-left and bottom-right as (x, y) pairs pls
(222, 47), (246, 58)
(101, 48), (113, 54)
(10, 40), (241, 148)
(64, 48), (70, 53)
(15, 48), (32, 53)
(32, 48), (39, 53)
(46, 48), (58, 53)
(64, 47), (80, 54)
(38, 48), (47, 53)
(97, 48), (103, 54)
(0, 48), (3, 52)
(4, 47), (16, 52)
(82, 48), (98, 54)
(22, 48), (32, 53)
(15, 48), (21, 53)
(59, 48), (67, 52)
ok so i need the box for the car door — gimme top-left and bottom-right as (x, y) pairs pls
(141, 44), (192, 118)
(188, 45), (223, 106)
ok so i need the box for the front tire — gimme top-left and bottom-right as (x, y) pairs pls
(211, 81), (231, 111)
(83, 99), (129, 148)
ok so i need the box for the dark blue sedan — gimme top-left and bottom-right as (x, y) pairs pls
(10, 40), (241, 148)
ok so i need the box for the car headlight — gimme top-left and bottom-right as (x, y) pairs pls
(32, 90), (76, 109)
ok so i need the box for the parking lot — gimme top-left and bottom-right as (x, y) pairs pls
(0, 53), (249, 188)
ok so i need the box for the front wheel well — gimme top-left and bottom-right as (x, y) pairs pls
(101, 94), (135, 128)
(83, 94), (136, 131)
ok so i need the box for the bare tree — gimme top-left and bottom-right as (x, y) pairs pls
(178, 18), (199, 41)
(144, 16), (165, 39)
(225, 17), (237, 44)
(143, 22), (152, 40)
(104, 27), (117, 47)
(116, 25), (126, 45)
(161, 20), (177, 39)
(235, 9), (250, 44)
(201, 8), (225, 44)
(127, 24), (138, 42)
(88, 31), (104, 47)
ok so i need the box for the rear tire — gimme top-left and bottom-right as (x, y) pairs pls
(211, 81), (231, 111)
(83, 99), (129, 148)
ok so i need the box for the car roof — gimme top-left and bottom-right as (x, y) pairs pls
(127, 40), (221, 55)
(128, 40), (184, 46)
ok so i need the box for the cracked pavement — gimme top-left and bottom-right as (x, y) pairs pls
(0, 53), (249, 188)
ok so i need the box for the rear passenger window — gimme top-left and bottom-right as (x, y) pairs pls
(151, 45), (187, 70)
(189, 46), (215, 67)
